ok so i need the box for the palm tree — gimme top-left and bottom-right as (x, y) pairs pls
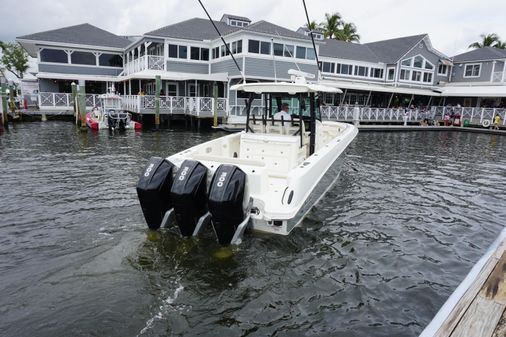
(305, 20), (319, 31)
(468, 33), (501, 49)
(336, 22), (360, 43)
(321, 12), (342, 39)
(493, 41), (506, 49)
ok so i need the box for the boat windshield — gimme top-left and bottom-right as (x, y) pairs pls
(269, 93), (321, 121)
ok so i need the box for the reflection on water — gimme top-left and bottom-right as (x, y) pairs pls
(0, 122), (505, 337)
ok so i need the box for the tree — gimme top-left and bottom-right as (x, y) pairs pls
(493, 41), (506, 49)
(336, 22), (360, 43)
(0, 42), (29, 79)
(468, 33), (501, 49)
(321, 12), (342, 39)
(305, 20), (320, 31)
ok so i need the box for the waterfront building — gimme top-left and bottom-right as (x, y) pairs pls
(15, 14), (506, 124)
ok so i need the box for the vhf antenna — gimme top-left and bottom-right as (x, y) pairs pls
(197, 0), (246, 83)
(302, 0), (322, 81)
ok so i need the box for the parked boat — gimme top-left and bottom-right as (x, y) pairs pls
(136, 70), (358, 245)
(86, 92), (141, 131)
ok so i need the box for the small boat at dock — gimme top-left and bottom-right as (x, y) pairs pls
(136, 70), (358, 245)
(86, 91), (141, 131)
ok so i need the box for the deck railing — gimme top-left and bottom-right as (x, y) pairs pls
(124, 55), (164, 75)
(38, 92), (102, 110)
(492, 71), (505, 82)
(122, 95), (228, 117)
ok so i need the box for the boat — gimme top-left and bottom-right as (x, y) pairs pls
(136, 70), (358, 245)
(86, 90), (141, 131)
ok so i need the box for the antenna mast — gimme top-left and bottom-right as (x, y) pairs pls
(302, 0), (322, 81)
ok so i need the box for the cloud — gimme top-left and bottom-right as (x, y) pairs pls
(2, 0), (506, 56)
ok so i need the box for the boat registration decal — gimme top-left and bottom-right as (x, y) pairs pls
(144, 163), (155, 177)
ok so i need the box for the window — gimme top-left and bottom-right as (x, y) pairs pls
(40, 49), (68, 63)
(464, 64), (480, 77)
(401, 58), (411, 66)
(260, 41), (270, 55)
(190, 47), (200, 60)
(178, 46), (187, 59)
(400, 69), (410, 80)
(411, 70), (421, 81)
(387, 68), (395, 80)
(231, 40), (242, 54)
(70, 51), (96, 65)
(168, 44), (178, 58)
(336, 63), (352, 75)
(438, 64), (448, 75)
(248, 40), (260, 53)
(99, 54), (122, 67)
(322, 62), (335, 73)
(413, 56), (423, 68)
(306, 48), (315, 60)
(273, 43), (283, 56)
(212, 47), (219, 59)
(371, 68), (383, 78)
(423, 72), (432, 83)
(296, 46), (306, 59)
(201, 48), (209, 61)
(167, 83), (177, 96)
(284, 45), (294, 57)
(354, 66), (369, 77)
(424, 62), (434, 70)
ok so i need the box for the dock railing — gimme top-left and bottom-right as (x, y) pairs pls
(122, 95), (227, 117)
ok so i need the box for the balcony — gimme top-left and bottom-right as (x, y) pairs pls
(123, 55), (164, 75)
(492, 71), (505, 82)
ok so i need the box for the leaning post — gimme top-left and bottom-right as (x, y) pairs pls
(155, 75), (161, 129)
(1, 83), (8, 129)
(213, 82), (218, 128)
(77, 85), (87, 130)
(71, 82), (77, 125)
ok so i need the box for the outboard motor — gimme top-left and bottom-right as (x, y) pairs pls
(208, 165), (247, 245)
(170, 160), (208, 237)
(136, 157), (174, 230)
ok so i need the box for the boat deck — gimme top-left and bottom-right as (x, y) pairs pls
(420, 228), (506, 337)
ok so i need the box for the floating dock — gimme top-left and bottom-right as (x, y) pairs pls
(420, 227), (506, 337)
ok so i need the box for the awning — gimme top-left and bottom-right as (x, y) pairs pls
(36, 72), (119, 82)
(320, 79), (441, 96)
(440, 59), (453, 66)
(440, 85), (506, 97)
(118, 69), (229, 82)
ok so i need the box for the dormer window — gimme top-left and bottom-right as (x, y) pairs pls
(229, 19), (248, 27)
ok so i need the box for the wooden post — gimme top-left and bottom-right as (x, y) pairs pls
(77, 85), (87, 130)
(1, 84), (8, 129)
(213, 82), (218, 127)
(155, 75), (161, 129)
(71, 82), (77, 125)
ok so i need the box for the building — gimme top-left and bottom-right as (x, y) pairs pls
(15, 14), (506, 124)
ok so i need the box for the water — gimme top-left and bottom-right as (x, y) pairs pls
(0, 122), (505, 337)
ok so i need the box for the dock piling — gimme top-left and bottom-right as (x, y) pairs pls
(155, 75), (161, 129)
(1, 84), (8, 129)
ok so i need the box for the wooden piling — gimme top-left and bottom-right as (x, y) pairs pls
(77, 85), (87, 130)
(71, 83), (77, 125)
(213, 82), (218, 128)
(155, 75), (161, 129)
(1, 84), (8, 129)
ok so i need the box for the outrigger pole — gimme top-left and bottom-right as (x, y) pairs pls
(196, 0), (246, 83)
(302, 0), (322, 80)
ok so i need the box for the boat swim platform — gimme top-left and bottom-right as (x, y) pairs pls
(420, 227), (506, 337)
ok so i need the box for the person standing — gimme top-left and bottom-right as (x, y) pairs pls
(493, 114), (501, 130)
(273, 103), (291, 120)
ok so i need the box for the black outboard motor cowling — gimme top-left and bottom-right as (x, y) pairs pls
(136, 157), (174, 230)
(208, 165), (246, 245)
(170, 160), (208, 237)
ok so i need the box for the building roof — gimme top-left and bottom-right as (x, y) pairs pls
(453, 47), (506, 63)
(17, 23), (130, 48)
(365, 34), (427, 63)
(145, 18), (239, 41)
(220, 14), (251, 22)
(243, 21), (311, 41)
(320, 39), (380, 63)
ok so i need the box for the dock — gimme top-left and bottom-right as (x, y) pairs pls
(420, 227), (506, 337)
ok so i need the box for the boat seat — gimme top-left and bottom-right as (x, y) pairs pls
(239, 133), (306, 176)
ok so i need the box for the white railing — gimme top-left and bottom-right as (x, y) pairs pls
(492, 71), (504, 82)
(38, 92), (101, 110)
(121, 95), (227, 116)
(124, 55), (164, 75)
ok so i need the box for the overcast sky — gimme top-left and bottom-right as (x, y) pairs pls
(1, 0), (506, 56)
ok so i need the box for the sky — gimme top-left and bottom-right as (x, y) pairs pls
(1, 0), (506, 57)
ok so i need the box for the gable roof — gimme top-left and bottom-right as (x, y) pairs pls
(146, 18), (239, 41)
(453, 46), (506, 62)
(17, 23), (130, 49)
(365, 34), (427, 63)
(320, 39), (380, 63)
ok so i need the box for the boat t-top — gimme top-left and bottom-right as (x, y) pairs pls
(136, 70), (358, 245)
(86, 86), (141, 131)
